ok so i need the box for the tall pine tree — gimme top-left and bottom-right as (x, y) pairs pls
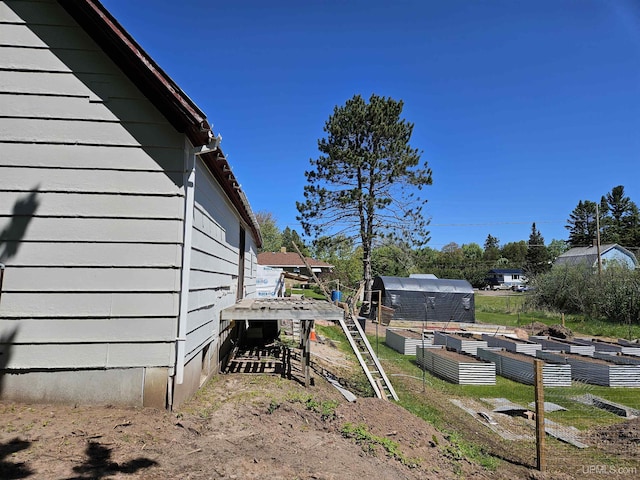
(565, 200), (598, 247)
(297, 94), (432, 308)
(525, 222), (549, 276)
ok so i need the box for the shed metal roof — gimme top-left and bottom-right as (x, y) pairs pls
(375, 276), (473, 293)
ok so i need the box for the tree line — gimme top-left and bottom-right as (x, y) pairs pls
(257, 213), (560, 289)
(566, 185), (640, 248)
(258, 184), (640, 289)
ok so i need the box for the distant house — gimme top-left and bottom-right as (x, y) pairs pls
(554, 244), (638, 270)
(485, 269), (526, 289)
(0, 0), (261, 409)
(257, 249), (334, 279)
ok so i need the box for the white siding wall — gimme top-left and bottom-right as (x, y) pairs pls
(185, 159), (258, 364)
(0, 1), (183, 378)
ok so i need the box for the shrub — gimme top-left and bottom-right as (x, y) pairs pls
(530, 264), (640, 324)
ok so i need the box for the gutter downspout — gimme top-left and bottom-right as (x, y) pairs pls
(0, 263), (5, 306)
(175, 140), (197, 387)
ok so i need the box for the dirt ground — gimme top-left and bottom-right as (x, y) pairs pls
(0, 336), (524, 480)
(0, 372), (498, 480)
(1, 333), (638, 480)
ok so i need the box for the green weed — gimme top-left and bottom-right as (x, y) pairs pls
(340, 422), (421, 468)
(267, 400), (281, 414)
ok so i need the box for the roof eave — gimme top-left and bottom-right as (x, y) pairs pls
(59, 0), (210, 146)
(60, 0), (262, 247)
(200, 149), (262, 248)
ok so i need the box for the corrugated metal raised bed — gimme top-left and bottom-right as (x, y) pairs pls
(529, 336), (595, 356)
(572, 338), (640, 356)
(536, 350), (640, 387)
(417, 346), (495, 385)
(477, 347), (571, 386)
(593, 352), (640, 365)
(481, 334), (542, 356)
(385, 328), (433, 355)
(618, 339), (640, 352)
(434, 331), (488, 356)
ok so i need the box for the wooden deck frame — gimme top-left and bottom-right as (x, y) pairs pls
(221, 298), (344, 386)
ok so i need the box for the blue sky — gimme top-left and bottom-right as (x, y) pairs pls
(102, 0), (640, 250)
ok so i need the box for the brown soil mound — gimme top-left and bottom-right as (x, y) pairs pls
(527, 322), (573, 339)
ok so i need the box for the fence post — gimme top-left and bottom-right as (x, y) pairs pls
(534, 359), (546, 471)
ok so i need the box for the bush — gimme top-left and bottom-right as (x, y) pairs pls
(530, 264), (640, 324)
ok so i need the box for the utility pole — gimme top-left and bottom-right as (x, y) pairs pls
(595, 203), (602, 276)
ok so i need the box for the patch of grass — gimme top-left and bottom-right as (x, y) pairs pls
(340, 422), (421, 468)
(475, 293), (640, 339)
(315, 324), (376, 397)
(287, 288), (327, 300)
(183, 375), (281, 418)
(267, 400), (280, 414)
(442, 430), (500, 471)
(315, 324), (348, 346)
(475, 294), (525, 314)
(285, 393), (339, 421)
(306, 398), (340, 421)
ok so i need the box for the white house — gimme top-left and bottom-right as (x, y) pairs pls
(485, 269), (526, 289)
(0, 0), (261, 409)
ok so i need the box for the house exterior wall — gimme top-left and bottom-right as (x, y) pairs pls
(170, 158), (258, 408)
(0, 0), (259, 408)
(600, 249), (636, 269)
(486, 270), (525, 288)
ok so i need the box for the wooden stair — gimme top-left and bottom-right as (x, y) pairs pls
(337, 312), (399, 401)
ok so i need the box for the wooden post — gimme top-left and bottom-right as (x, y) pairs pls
(562, 313), (565, 328)
(534, 359), (546, 471)
(300, 320), (312, 387)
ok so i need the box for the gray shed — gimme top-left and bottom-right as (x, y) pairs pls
(371, 276), (475, 323)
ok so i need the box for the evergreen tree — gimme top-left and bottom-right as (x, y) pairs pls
(567, 186), (640, 249)
(565, 200), (598, 247)
(282, 227), (310, 256)
(601, 186), (639, 247)
(297, 94), (432, 308)
(483, 234), (500, 262)
(525, 222), (549, 276)
(622, 204), (640, 248)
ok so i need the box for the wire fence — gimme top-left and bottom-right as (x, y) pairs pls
(364, 292), (640, 477)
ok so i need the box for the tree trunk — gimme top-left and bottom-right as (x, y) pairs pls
(361, 245), (373, 315)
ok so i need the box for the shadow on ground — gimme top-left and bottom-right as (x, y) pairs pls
(0, 438), (33, 479)
(65, 441), (157, 480)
